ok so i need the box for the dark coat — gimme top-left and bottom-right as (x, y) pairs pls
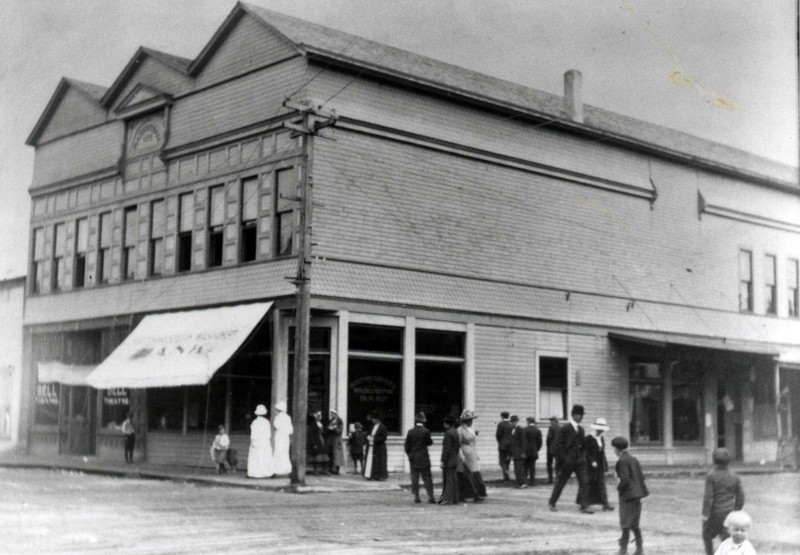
(441, 426), (460, 469)
(404, 424), (433, 469)
(366, 422), (388, 479)
(510, 425), (527, 460)
(496, 420), (514, 450)
(523, 425), (543, 459)
(552, 422), (586, 466)
(615, 450), (649, 501)
(584, 434), (608, 472)
(702, 468), (744, 518)
(546, 421), (560, 453)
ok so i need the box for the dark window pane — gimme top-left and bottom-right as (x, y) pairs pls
(241, 224), (256, 262)
(288, 327), (330, 353)
(629, 360), (661, 380)
(177, 233), (192, 272)
(35, 382), (60, 425)
(186, 381), (225, 431)
(148, 388), (183, 431)
(228, 357), (272, 433)
(101, 388), (130, 428)
(74, 255), (86, 288)
(347, 357), (401, 433)
(630, 383), (662, 443)
(415, 360), (462, 432)
(539, 357), (568, 389)
(349, 324), (403, 354)
(208, 230), (223, 267)
(415, 329), (464, 357)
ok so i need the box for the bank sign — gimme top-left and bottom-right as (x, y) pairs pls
(87, 303), (272, 389)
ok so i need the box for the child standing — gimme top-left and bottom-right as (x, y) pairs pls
(611, 436), (648, 555)
(347, 422), (366, 474)
(713, 510), (757, 555)
(702, 448), (745, 555)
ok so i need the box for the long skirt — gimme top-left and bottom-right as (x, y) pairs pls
(458, 468), (487, 500)
(247, 444), (274, 478)
(439, 467), (459, 504)
(577, 468), (608, 506)
(363, 443), (387, 480)
(273, 432), (292, 475)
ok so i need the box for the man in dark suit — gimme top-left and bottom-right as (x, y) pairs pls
(548, 404), (592, 513)
(439, 414), (460, 505)
(495, 411), (514, 481)
(509, 415), (527, 488)
(523, 417), (543, 486)
(545, 415), (560, 484)
(404, 411), (435, 504)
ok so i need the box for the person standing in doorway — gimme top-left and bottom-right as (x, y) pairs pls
(364, 411), (388, 480)
(247, 404), (274, 478)
(272, 401), (293, 475)
(523, 416), (543, 486)
(495, 412), (514, 481)
(545, 415), (560, 484)
(404, 412), (435, 504)
(326, 409), (345, 475)
(548, 404), (592, 513)
(116, 412), (135, 464)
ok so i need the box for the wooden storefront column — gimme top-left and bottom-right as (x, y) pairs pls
(703, 373), (717, 464)
(774, 362), (782, 438)
(465, 323), (475, 412)
(336, 311), (349, 427)
(662, 356), (673, 464)
(271, 309), (286, 411)
(401, 317), (416, 473)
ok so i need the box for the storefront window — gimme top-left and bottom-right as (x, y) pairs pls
(186, 381), (225, 431)
(629, 359), (662, 444)
(415, 329), (464, 432)
(101, 388), (130, 429)
(227, 357), (272, 433)
(148, 388), (183, 430)
(671, 361), (703, 442)
(348, 324), (403, 433)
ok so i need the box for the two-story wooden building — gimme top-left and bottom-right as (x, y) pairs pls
(20, 3), (800, 471)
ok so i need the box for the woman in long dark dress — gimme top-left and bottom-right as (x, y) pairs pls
(364, 411), (388, 480)
(439, 414), (460, 504)
(306, 410), (329, 475)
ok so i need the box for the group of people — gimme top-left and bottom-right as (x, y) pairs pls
(494, 412), (544, 488)
(210, 401), (293, 478)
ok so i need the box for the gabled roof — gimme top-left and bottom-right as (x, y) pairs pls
(101, 46), (191, 108)
(237, 2), (797, 187)
(26, 77), (108, 145)
(114, 83), (173, 118)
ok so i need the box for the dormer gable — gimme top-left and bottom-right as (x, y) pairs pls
(102, 46), (193, 111)
(26, 78), (108, 146)
(115, 84), (173, 119)
(188, 3), (302, 88)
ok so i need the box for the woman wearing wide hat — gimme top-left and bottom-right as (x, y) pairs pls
(457, 409), (486, 502)
(578, 417), (614, 511)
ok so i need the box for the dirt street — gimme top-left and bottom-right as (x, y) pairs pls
(0, 468), (797, 554)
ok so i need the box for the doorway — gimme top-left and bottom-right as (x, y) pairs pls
(287, 326), (332, 418)
(59, 385), (96, 455)
(716, 382), (742, 460)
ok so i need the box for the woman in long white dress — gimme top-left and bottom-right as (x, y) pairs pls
(247, 404), (274, 478)
(272, 401), (293, 475)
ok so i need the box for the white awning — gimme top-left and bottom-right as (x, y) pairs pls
(87, 302), (272, 389)
(37, 361), (96, 386)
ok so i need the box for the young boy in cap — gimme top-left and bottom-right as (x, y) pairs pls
(548, 404), (591, 513)
(523, 417), (543, 486)
(702, 447), (745, 555)
(404, 412), (435, 504)
(612, 436), (648, 555)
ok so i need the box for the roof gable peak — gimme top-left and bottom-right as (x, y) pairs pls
(101, 46), (191, 107)
(26, 77), (107, 146)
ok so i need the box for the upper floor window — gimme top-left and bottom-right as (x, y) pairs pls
(177, 193), (193, 273)
(208, 185), (224, 268)
(789, 258), (799, 318)
(98, 212), (112, 284)
(74, 218), (88, 288)
(51, 223), (66, 291)
(764, 254), (777, 315)
(123, 206), (137, 281)
(240, 177), (259, 262)
(738, 249), (753, 312)
(149, 200), (165, 276)
(31, 227), (46, 294)
(275, 169), (295, 257)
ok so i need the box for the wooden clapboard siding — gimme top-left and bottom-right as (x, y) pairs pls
(146, 432), (250, 467)
(38, 87), (107, 145)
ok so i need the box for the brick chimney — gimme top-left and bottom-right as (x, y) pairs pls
(563, 69), (583, 123)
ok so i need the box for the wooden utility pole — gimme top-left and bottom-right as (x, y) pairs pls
(283, 99), (336, 486)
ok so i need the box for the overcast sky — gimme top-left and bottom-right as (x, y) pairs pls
(0, 0), (797, 279)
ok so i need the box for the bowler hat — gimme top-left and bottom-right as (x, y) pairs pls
(526, 416), (536, 424)
(590, 417), (610, 431)
(570, 404), (585, 416)
(415, 412), (427, 423)
(509, 414), (519, 422)
(254, 404), (267, 416)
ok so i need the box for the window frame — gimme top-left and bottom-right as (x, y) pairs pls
(149, 199), (165, 277)
(51, 222), (66, 291)
(536, 352), (570, 421)
(97, 212), (112, 285)
(788, 258), (799, 318)
(738, 249), (753, 313)
(30, 227), (46, 294)
(764, 254), (777, 315)
(207, 185), (225, 268)
(275, 168), (295, 258)
(122, 206), (137, 281)
(628, 358), (664, 446)
(176, 192), (193, 273)
(74, 217), (89, 289)
(239, 176), (259, 263)
(414, 328), (465, 433)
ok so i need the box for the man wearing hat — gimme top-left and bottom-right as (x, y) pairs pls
(585, 417), (614, 511)
(495, 412), (514, 481)
(404, 412), (435, 504)
(545, 416), (560, 484)
(509, 415), (528, 488)
(523, 417), (543, 486)
(548, 404), (592, 513)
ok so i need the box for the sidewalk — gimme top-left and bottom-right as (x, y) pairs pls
(0, 451), (792, 494)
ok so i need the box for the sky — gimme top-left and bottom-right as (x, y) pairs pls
(0, 0), (797, 279)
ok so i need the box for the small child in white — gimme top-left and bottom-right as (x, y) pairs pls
(714, 510), (756, 555)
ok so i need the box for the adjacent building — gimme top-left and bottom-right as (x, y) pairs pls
(1, 275), (25, 452)
(20, 3), (800, 470)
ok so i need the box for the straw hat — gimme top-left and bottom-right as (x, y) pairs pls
(590, 417), (610, 431)
(255, 404), (267, 416)
(460, 409), (477, 421)
(275, 401), (287, 412)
